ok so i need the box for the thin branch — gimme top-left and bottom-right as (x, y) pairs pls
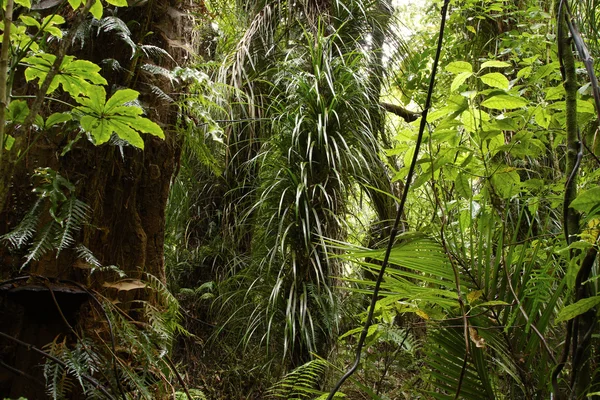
(164, 355), (193, 400)
(381, 102), (420, 122)
(0, 359), (45, 387)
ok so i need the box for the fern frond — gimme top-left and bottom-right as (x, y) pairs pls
(268, 359), (328, 399)
(75, 244), (102, 267)
(44, 339), (74, 400)
(425, 328), (495, 400)
(98, 16), (131, 36)
(55, 197), (90, 257)
(73, 18), (94, 49)
(1, 198), (43, 248)
(141, 63), (175, 83)
(22, 220), (59, 267)
(140, 45), (175, 62)
(101, 58), (123, 72)
(98, 16), (136, 57)
(149, 84), (175, 103)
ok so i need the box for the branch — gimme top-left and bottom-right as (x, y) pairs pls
(381, 102), (420, 122)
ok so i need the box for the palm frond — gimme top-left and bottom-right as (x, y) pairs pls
(425, 328), (495, 400)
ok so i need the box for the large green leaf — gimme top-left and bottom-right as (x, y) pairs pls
(570, 187), (600, 215)
(481, 94), (528, 109)
(556, 296), (600, 323)
(23, 54), (107, 96)
(75, 86), (164, 148)
(451, 72), (472, 92)
(479, 72), (509, 90)
(446, 61), (473, 74)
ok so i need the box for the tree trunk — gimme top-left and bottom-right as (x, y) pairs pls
(0, 1), (197, 397)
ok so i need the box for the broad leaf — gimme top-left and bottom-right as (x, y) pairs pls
(556, 296), (600, 323)
(479, 60), (511, 69)
(14, 0), (31, 7)
(479, 73), (509, 90)
(90, 0), (103, 19)
(23, 54), (107, 96)
(446, 61), (472, 74)
(106, 0), (127, 6)
(46, 112), (73, 128)
(570, 188), (600, 214)
(8, 100), (29, 123)
(75, 87), (164, 148)
(481, 94), (528, 110)
(451, 72), (472, 92)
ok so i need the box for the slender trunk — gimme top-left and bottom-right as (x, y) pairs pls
(557, 3), (594, 398)
(0, 0), (14, 212)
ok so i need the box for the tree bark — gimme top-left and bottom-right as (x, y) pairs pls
(0, 1), (197, 397)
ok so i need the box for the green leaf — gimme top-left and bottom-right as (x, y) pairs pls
(479, 60), (511, 69)
(81, 115), (111, 145)
(481, 95), (528, 110)
(534, 107), (552, 129)
(473, 300), (510, 308)
(517, 66), (532, 79)
(545, 86), (564, 100)
(19, 15), (40, 28)
(89, 0), (103, 19)
(446, 61), (472, 74)
(14, 0), (31, 8)
(68, 0), (84, 9)
(570, 188), (600, 214)
(479, 72), (509, 90)
(450, 71), (472, 92)
(112, 115), (164, 138)
(46, 112), (73, 128)
(106, 119), (144, 147)
(491, 169), (521, 198)
(455, 173), (471, 199)
(556, 296), (600, 323)
(104, 89), (139, 112)
(23, 54), (107, 96)
(577, 100), (596, 114)
(106, 0), (127, 6)
(75, 87), (164, 148)
(533, 62), (560, 80)
(8, 100), (30, 123)
(4, 135), (15, 150)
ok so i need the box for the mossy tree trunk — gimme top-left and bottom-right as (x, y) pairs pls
(0, 1), (198, 398)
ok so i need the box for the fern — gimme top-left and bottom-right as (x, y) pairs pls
(97, 16), (136, 57)
(141, 63), (176, 83)
(55, 197), (90, 257)
(425, 328), (495, 400)
(1, 198), (42, 248)
(75, 244), (102, 267)
(22, 220), (58, 267)
(140, 45), (174, 61)
(43, 339), (74, 400)
(149, 84), (175, 103)
(268, 359), (329, 400)
(101, 58), (123, 72)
